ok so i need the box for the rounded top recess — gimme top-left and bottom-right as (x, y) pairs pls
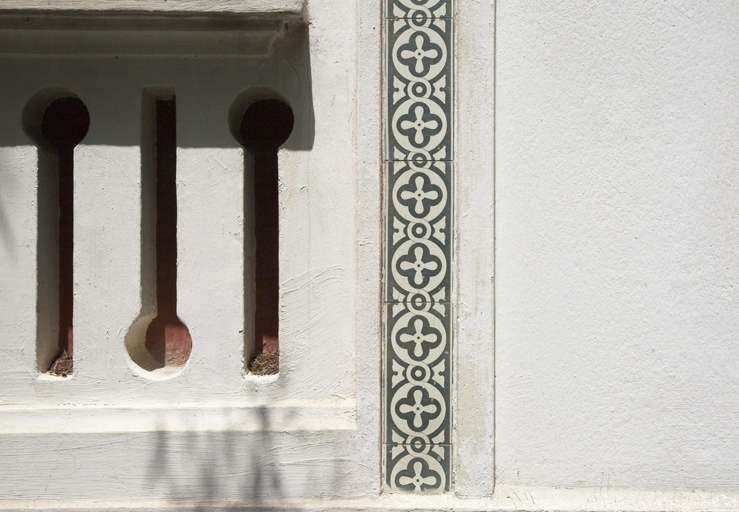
(41, 97), (90, 150)
(240, 99), (294, 152)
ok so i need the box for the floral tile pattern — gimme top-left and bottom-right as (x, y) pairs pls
(388, 0), (449, 19)
(385, 301), (452, 494)
(385, 0), (453, 494)
(385, 444), (451, 494)
(386, 160), (451, 303)
(386, 3), (452, 162)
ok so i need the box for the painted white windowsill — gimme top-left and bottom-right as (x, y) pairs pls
(0, 0), (305, 16)
(0, 5), (301, 57)
(0, 399), (355, 434)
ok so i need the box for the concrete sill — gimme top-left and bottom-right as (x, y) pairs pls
(0, 399), (355, 434)
(0, 0), (305, 16)
(0, 0), (306, 58)
(0, 12), (297, 57)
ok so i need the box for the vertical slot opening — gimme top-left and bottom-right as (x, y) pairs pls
(24, 90), (89, 376)
(126, 89), (191, 376)
(236, 98), (294, 375)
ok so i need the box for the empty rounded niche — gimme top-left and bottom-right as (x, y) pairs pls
(24, 88), (90, 148)
(230, 89), (294, 376)
(24, 89), (90, 377)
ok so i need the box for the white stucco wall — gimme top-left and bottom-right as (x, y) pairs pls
(0, 0), (384, 504)
(4, 0), (739, 509)
(496, 0), (739, 488)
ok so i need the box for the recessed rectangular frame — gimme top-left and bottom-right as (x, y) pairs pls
(0, 10), (358, 436)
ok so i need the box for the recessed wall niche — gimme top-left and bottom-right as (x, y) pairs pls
(0, 0), (369, 504)
(0, 10), (319, 404)
(125, 90), (193, 377)
(23, 88), (90, 376)
(230, 92), (295, 375)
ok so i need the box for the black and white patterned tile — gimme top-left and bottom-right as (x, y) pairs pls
(385, 0), (453, 494)
(388, 0), (450, 20)
(385, 299), (451, 492)
(386, 444), (451, 494)
(386, 299), (452, 439)
(387, 5), (453, 162)
(386, 160), (451, 303)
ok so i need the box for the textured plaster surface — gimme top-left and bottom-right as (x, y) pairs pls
(7, 0), (739, 508)
(453, 0), (495, 498)
(496, 0), (739, 488)
(0, 0), (381, 503)
(0, 43), (355, 406)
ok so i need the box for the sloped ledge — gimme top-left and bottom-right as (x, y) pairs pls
(0, 0), (305, 16)
(0, 399), (355, 434)
(0, 0), (306, 57)
(0, 12), (300, 57)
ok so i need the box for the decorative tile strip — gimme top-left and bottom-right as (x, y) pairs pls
(385, 0), (453, 494)
(387, 2), (452, 162)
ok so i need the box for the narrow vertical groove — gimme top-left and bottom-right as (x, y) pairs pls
(57, 148), (73, 356)
(239, 98), (293, 374)
(155, 99), (178, 320)
(36, 95), (89, 375)
(140, 91), (158, 320)
(35, 147), (59, 373)
(253, 150), (279, 355)
(144, 96), (192, 369)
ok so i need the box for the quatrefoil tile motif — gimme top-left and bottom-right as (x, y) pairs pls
(387, 1), (452, 163)
(385, 0), (453, 494)
(386, 160), (451, 304)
